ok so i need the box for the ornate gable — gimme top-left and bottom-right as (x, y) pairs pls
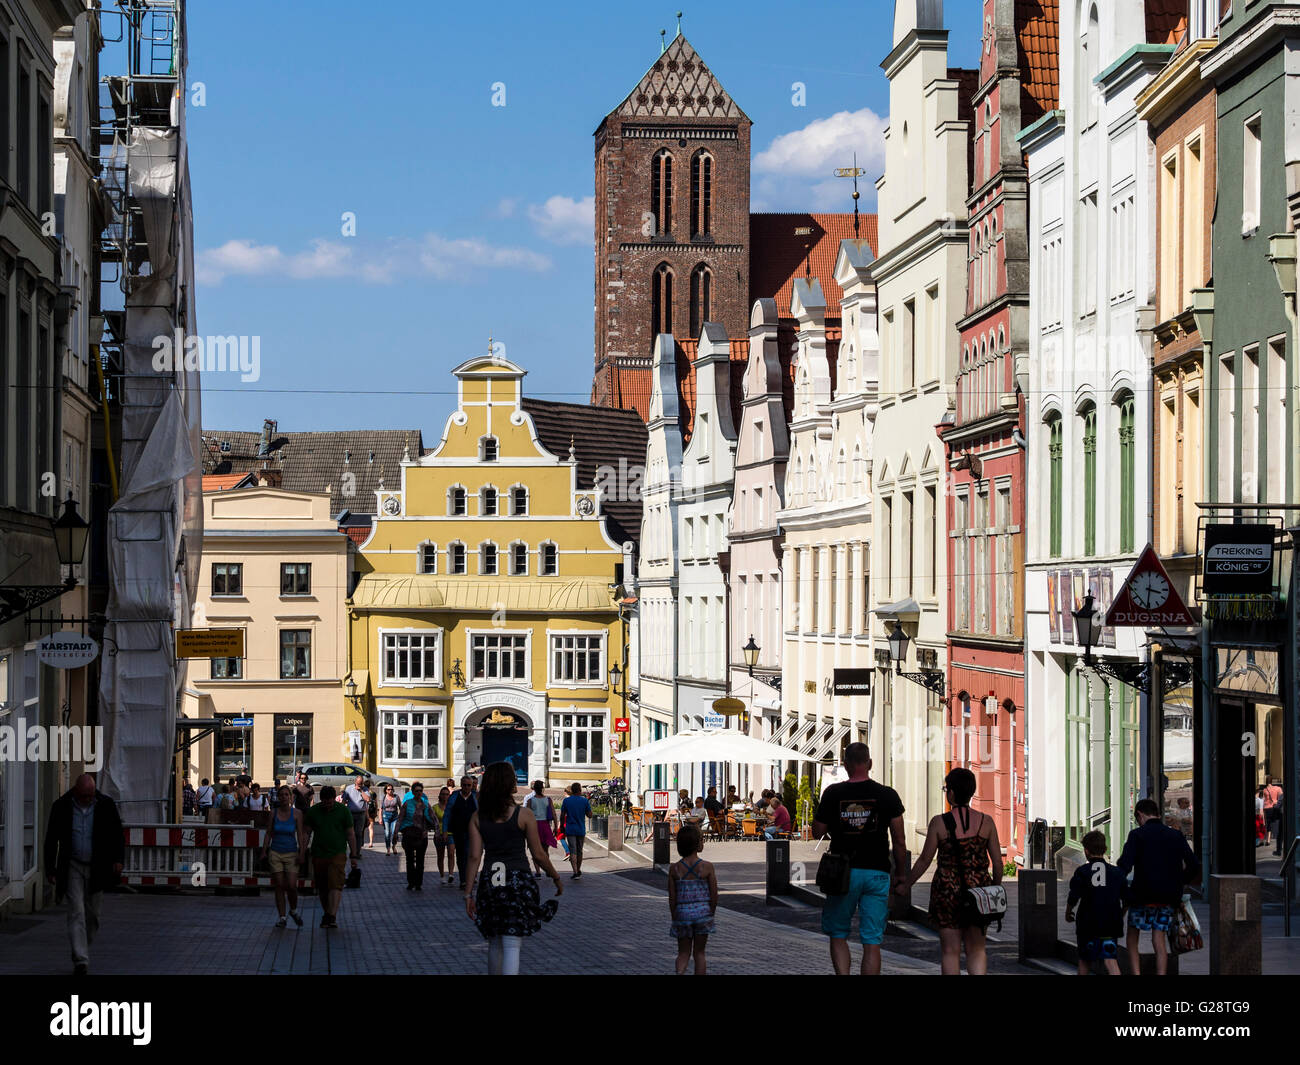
(610, 34), (747, 122)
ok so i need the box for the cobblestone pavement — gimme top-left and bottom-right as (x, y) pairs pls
(0, 838), (939, 976)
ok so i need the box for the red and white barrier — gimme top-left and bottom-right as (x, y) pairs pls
(123, 823), (271, 888)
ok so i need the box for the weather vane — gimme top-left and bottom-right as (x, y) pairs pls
(835, 152), (867, 238)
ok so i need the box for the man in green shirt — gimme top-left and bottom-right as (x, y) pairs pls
(302, 785), (359, 928)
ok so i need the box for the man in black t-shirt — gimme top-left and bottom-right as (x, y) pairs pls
(811, 742), (906, 975)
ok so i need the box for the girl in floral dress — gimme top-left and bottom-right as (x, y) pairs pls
(667, 824), (718, 975)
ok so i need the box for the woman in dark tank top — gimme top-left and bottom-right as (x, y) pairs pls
(463, 762), (564, 975)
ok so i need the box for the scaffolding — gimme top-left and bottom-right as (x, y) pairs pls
(95, 0), (202, 823)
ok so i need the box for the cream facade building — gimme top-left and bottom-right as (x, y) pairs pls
(869, 0), (971, 842)
(184, 487), (352, 787)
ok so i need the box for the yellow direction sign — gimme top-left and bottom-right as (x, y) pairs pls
(176, 628), (245, 659)
(712, 697), (746, 717)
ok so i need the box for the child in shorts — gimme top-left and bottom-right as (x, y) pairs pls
(668, 824), (718, 975)
(1066, 830), (1127, 975)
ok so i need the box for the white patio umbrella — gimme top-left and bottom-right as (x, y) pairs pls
(614, 729), (810, 766)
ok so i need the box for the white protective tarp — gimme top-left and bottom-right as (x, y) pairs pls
(98, 12), (203, 821)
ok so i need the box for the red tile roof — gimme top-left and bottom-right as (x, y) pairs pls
(1146, 0), (1187, 45)
(1016, 0), (1060, 120)
(749, 213), (877, 318)
(201, 472), (256, 493)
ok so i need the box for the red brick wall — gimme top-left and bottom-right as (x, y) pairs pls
(594, 115), (752, 390)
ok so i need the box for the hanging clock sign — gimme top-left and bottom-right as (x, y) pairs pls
(1104, 544), (1198, 628)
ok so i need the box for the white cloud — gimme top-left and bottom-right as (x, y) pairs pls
(197, 232), (552, 285)
(527, 195), (594, 245)
(752, 108), (887, 212)
(494, 197), (519, 219)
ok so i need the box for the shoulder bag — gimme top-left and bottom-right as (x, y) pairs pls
(944, 811), (1007, 931)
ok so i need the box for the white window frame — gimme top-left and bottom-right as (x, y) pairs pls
(447, 484), (468, 516)
(509, 484), (529, 516)
(380, 705), (446, 766)
(479, 540), (499, 575)
(547, 629), (607, 689)
(448, 541), (468, 575)
(418, 540), (438, 574)
(467, 629), (531, 686)
(480, 485), (499, 517)
(378, 627), (444, 688)
(1243, 112), (1262, 236)
(539, 540), (559, 576)
(550, 709), (609, 769)
(508, 540), (529, 576)
(479, 435), (499, 462)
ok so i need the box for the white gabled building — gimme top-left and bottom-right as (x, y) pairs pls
(868, 0), (972, 843)
(775, 244), (881, 798)
(725, 299), (788, 795)
(1021, 1), (1175, 859)
(674, 323), (738, 797)
(636, 333), (685, 795)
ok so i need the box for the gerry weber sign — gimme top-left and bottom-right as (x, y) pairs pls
(35, 631), (99, 669)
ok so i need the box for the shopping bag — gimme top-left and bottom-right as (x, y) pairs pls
(1171, 894), (1203, 954)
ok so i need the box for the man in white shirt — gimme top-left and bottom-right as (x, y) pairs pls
(342, 777), (370, 851)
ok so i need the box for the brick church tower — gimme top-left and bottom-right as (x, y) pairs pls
(592, 34), (752, 410)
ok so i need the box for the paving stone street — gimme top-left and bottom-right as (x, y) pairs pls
(0, 835), (943, 976)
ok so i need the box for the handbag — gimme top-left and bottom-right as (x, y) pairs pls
(1171, 894), (1203, 954)
(945, 811), (1007, 931)
(815, 851), (852, 897)
(345, 865), (361, 890)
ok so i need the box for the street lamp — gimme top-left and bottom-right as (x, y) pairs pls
(0, 496), (91, 626)
(344, 676), (361, 709)
(885, 619), (945, 697)
(608, 661), (622, 689)
(743, 635), (759, 676)
(52, 496), (91, 572)
(609, 660), (629, 805)
(1072, 593), (1100, 664)
(1071, 592), (1152, 690)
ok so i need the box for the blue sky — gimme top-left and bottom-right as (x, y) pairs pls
(189, 0), (982, 440)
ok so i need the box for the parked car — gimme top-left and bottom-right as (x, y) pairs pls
(300, 763), (409, 793)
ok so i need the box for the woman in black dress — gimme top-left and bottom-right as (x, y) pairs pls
(896, 767), (1002, 975)
(463, 762), (563, 974)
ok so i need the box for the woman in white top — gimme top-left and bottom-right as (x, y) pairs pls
(246, 784), (269, 811)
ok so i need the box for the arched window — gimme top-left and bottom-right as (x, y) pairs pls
(479, 436), (499, 462)
(791, 455), (802, 503)
(652, 262), (674, 336)
(690, 263), (712, 337)
(419, 542), (438, 574)
(479, 542), (498, 576)
(853, 444), (865, 487)
(1081, 5), (1100, 129)
(805, 459), (817, 502)
(1080, 402), (1098, 556)
(510, 485), (528, 516)
(448, 485), (467, 516)
(837, 448), (847, 496)
(480, 486), (498, 516)
(510, 541), (528, 576)
(540, 541), (559, 576)
(650, 149), (673, 236)
(1046, 414), (1063, 557)
(1117, 392), (1136, 553)
(690, 150), (712, 238)
(448, 542), (467, 575)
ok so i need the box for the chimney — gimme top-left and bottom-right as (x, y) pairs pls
(258, 419), (278, 458)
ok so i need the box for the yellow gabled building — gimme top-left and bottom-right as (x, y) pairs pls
(347, 355), (646, 786)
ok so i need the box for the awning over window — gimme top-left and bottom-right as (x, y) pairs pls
(350, 574), (618, 614)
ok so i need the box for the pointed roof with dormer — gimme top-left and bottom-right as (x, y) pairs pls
(603, 33), (749, 123)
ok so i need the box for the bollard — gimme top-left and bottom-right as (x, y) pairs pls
(652, 820), (672, 866)
(607, 814), (624, 852)
(1018, 868), (1056, 960)
(766, 839), (791, 898)
(1210, 875), (1261, 975)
